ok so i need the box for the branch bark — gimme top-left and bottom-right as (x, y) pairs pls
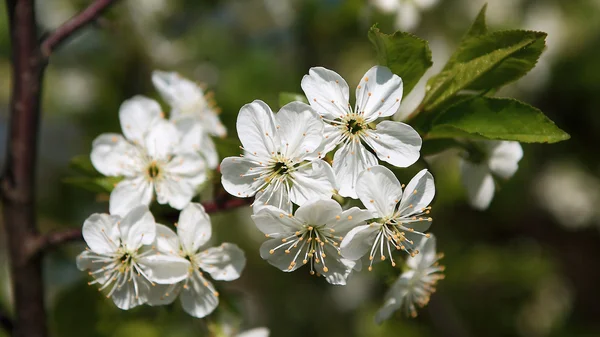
(40, 0), (118, 58)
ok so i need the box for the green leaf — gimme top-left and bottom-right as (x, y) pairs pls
(279, 92), (308, 108)
(463, 4), (488, 40)
(63, 176), (122, 193)
(69, 155), (98, 175)
(423, 30), (546, 111)
(426, 97), (570, 143)
(368, 25), (432, 96)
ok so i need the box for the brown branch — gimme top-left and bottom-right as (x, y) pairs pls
(36, 197), (253, 252)
(40, 0), (118, 58)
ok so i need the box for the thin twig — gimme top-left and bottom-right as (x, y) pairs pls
(40, 0), (118, 58)
(35, 197), (253, 253)
(0, 310), (13, 335)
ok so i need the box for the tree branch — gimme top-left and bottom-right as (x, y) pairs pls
(40, 0), (118, 58)
(35, 197), (253, 252)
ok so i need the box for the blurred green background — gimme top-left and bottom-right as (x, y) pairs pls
(1, 0), (600, 336)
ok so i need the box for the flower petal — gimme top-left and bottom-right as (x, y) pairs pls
(275, 102), (324, 159)
(111, 274), (152, 310)
(164, 152), (207, 187)
(251, 205), (302, 236)
(289, 160), (336, 205)
(82, 213), (120, 254)
(259, 239), (302, 272)
(339, 224), (381, 260)
(118, 205), (156, 250)
(90, 134), (142, 177)
(139, 254), (191, 284)
(329, 207), (375, 234)
(356, 165), (402, 217)
(175, 118), (219, 169)
(355, 66), (403, 122)
(460, 160), (495, 210)
(154, 175), (196, 210)
(253, 185), (292, 215)
(374, 274), (410, 324)
(197, 243), (246, 281)
(301, 67), (350, 120)
(220, 157), (264, 198)
(398, 169), (435, 216)
(154, 224), (180, 254)
(147, 283), (181, 306)
(333, 141), (378, 198)
(294, 199), (342, 225)
(180, 273), (219, 318)
(237, 328), (270, 337)
(322, 245), (357, 286)
(406, 234), (438, 270)
(177, 203), (212, 254)
(237, 100), (278, 158)
(109, 177), (153, 217)
(487, 141), (523, 179)
(364, 121), (421, 167)
(152, 70), (203, 108)
(119, 95), (163, 144)
(144, 119), (180, 160)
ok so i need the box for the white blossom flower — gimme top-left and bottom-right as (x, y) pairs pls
(237, 327), (270, 337)
(221, 100), (336, 213)
(371, 0), (440, 31)
(76, 205), (190, 310)
(148, 203), (246, 318)
(340, 165), (434, 270)
(459, 140), (523, 210)
(375, 235), (445, 323)
(252, 199), (372, 285)
(152, 70), (225, 169)
(91, 95), (207, 216)
(301, 66), (421, 198)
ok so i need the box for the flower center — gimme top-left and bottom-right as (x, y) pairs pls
(146, 161), (161, 179)
(340, 113), (368, 139)
(273, 161), (290, 175)
(347, 119), (363, 134)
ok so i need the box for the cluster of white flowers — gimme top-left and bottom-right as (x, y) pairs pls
(79, 71), (246, 318)
(221, 65), (444, 321)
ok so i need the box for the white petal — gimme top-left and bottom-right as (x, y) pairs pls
(82, 213), (120, 254)
(259, 239), (302, 272)
(321, 244), (357, 285)
(355, 66), (403, 121)
(289, 160), (336, 205)
(164, 152), (207, 187)
(251, 205), (302, 236)
(77, 251), (113, 285)
(487, 141), (523, 179)
(119, 95), (163, 144)
(275, 102), (324, 159)
(109, 177), (153, 217)
(154, 224), (181, 254)
(197, 243), (246, 281)
(118, 205), (156, 250)
(111, 274), (152, 310)
(460, 160), (495, 210)
(374, 274), (410, 324)
(237, 327), (270, 337)
(333, 141), (378, 198)
(364, 121), (421, 167)
(329, 207), (375, 234)
(177, 203), (212, 254)
(154, 176), (196, 210)
(398, 169), (435, 216)
(395, 2), (421, 31)
(236, 100), (278, 158)
(147, 283), (181, 306)
(317, 123), (344, 156)
(253, 185), (292, 215)
(372, 0), (399, 12)
(201, 109), (228, 138)
(180, 273), (219, 318)
(144, 119), (180, 160)
(294, 199), (342, 225)
(301, 67), (350, 120)
(220, 157), (264, 198)
(90, 134), (142, 177)
(139, 254), (191, 284)
(406, 235), (438, 270)
(175, 118), (219, 169)
(339, 224), (381, 260)
(152, 70), (203, 108)
(356, 165), (402, 216)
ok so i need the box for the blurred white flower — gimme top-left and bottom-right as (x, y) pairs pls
(90, 96), (207, 216)
(375, 234), (445, 323)
(236, 327), (270, 337)
(252, 199), (372, 285)
(459, 140), (523, 210)
(148, 203), (246, 318)
(76, 206), (190, 310)
(220, 100), (336, 213)
(340, 165), (434, 270)
(371, 0), (440, 31)
(301, 66), (421, 198)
